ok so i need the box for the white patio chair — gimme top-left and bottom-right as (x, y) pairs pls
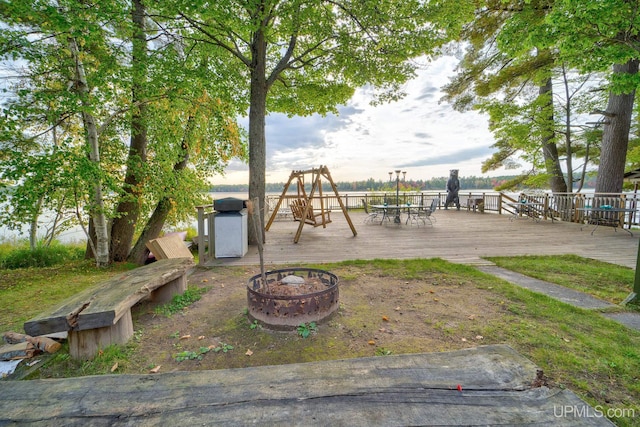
(362, 199), (381, 224)
(410, 198), (438, 227)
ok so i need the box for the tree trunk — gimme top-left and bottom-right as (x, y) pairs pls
(595, 59), (639, 193)
(539, 77), (567, 193)
(69, 37), (109, 267)
(561, 67), (574, 193)
(127, 198), (173, 265)
(110, 0), (148, 262)
(29, 197), (43, 250)
(248, 25), (267, 246)
(128, 137), (191, 265)
(85, 218), (96, 259)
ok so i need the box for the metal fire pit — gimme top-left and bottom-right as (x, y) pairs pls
(247, 268), (339, 328)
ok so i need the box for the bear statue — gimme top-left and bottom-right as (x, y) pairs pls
(444, 169), (460, 210)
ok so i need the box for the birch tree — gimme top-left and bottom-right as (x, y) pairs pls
(0, 0), (128, 266)
(1, 0), (247, 265)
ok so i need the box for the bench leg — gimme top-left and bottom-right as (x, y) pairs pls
(150, 273), (187, 303)
(68, 310), (134, 360)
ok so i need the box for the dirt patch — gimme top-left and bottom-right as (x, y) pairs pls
(124, 264), (504, 374)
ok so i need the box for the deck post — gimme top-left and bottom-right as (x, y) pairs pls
(197, 205), (206, 266)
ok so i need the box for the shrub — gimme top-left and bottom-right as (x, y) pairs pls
(0, 242), (85, 269)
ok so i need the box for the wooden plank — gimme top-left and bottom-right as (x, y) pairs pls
(0, 345), (613, 426)
(0, 342), (35, 360)
(22, 284), (103, 336)
(146, 234), (193, 260)
(149, 274), (187, 303)
(24, 258), (194, 336)
(67, 258), (194, 330)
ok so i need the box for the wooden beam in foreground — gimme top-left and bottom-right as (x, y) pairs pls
(0, 345), (612, 426)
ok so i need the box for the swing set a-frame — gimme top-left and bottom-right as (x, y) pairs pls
(265, 166), (357, 243)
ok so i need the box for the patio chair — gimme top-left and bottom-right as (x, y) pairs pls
(410, 198), (438, 227)
(362, 199), (381, 224)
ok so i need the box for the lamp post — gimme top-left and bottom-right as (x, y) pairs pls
(389, 169), (406, 224)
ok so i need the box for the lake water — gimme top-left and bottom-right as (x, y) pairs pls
(0, 192), (269, 243)
(0, 189), (597, 243)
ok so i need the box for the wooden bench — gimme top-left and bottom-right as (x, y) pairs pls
(290, 199), (331, 227)
(467, 197), (485, 213)
(23, 257), (194, 360)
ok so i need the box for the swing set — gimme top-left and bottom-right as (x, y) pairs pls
(265, 166), (357, 243)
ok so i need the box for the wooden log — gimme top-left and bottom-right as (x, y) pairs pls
(0, 345), (612, 426)
(3, 332), (61, 354)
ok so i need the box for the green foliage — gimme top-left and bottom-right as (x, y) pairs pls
(375, 347), (393, 356)
(154, 286), (209, 316)
(0, 242), (84, 269)
(213, 343), (234, 353)
(249, 320), (260, 330)
(0, 0), (248, 262)
(172, 341), (231, 362)
(540, 0), (640, 82)
(174, 351), (199, 361)
(174, 349), (207, 362)
(297, 322), (317, 338)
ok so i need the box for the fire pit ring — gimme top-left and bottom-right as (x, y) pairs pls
(247, 268), (339, 328)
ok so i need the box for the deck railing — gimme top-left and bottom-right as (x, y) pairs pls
(265, 191), (505, 216)
(196, 191), (639, 265)
(264, 191), (640, 228)
(266, 192), (502, 213)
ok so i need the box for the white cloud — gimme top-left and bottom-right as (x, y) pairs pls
(212, 55), (511, 186)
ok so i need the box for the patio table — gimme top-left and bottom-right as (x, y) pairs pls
(577, 206), (635, 236)
(372, 204), (424, 225)
(506, 201), (548, 222)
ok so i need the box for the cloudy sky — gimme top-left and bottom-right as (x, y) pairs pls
(212, 55), (511, 186)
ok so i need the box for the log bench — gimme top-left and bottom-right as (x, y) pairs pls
(23, 257), (194, 360)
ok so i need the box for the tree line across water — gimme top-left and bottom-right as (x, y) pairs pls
(212, 175), (598, 194)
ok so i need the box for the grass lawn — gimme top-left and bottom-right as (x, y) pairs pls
(486, 254), (638, 305)
(1, 255), (639, 426)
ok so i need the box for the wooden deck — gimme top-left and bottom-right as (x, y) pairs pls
(206, 209), (640, 269)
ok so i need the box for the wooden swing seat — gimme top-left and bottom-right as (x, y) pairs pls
(290, 199), (331, 227)
(265, 165), (355, 243)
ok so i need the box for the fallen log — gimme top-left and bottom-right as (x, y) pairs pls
(3, 332), (62, 354)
